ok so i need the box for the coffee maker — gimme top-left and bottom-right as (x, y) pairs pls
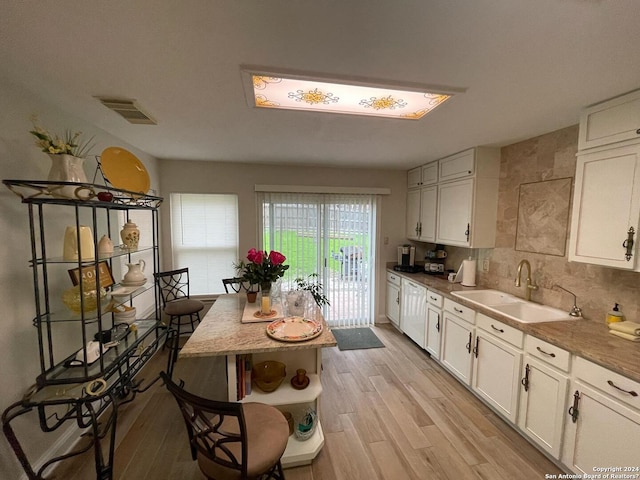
(394, 245), (421, 272)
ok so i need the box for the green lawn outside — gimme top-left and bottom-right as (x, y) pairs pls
(264, 230), (370, 279)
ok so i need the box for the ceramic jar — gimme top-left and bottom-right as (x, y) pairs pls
(120, 220), (140, 249)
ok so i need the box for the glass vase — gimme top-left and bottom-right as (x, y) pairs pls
(260, 282), (272, 315)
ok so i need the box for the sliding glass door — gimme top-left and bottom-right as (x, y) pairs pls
(259, 192), (376, 327)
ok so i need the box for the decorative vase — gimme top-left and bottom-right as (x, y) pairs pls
(120, 220), (140, 249)
(63, 225), (95, 261)
(284, 290), (307, 317)
(47, 154), (88, 199)
(260, 282), (272, 315)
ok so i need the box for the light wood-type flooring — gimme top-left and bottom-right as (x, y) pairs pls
(51, 324), (563, 479)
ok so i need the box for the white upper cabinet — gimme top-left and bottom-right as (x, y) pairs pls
(568, 143), (640, 270)
(407, 166), (422, 189)
(421, 162), (438, 185)
(579, 89), (640, 150)
(406, 184), (437, 242)
(438, 149), (475, 182)
(437, 178), (474, 246)
(435, 147), (500, 248)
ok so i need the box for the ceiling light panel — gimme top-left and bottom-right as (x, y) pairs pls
(251, 75), (452, 120)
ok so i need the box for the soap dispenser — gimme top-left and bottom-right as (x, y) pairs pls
(606, 303), (624, 324)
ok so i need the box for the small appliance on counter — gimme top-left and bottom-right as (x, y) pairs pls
(393, 245), (423, 273)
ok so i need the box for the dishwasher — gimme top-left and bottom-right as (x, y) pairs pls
(400, 278), (427, 349)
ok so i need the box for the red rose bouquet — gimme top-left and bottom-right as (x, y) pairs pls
(236, 248), (289, 288)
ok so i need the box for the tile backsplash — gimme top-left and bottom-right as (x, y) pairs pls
(418, 125), (639, 324)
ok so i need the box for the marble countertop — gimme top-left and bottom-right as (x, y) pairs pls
(388, 267), (640, 384)
(179, 294), (337, 358)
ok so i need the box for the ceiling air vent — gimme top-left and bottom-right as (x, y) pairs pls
(95, 97), (157, 125)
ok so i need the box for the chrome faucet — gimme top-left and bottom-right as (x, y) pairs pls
(514, 259), (538, 301)
(553, 285), (583, 317)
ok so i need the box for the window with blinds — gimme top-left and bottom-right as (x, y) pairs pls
(259, 192), (376, 327)
(170, 193), (239, 295)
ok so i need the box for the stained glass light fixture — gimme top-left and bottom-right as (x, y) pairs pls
(244, 69), (460, 120)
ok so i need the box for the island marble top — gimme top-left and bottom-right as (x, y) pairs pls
(388, 267), (640, 384)
(180, 294), (337, 358)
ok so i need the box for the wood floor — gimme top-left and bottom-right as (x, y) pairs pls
(51, 324), (563, 479)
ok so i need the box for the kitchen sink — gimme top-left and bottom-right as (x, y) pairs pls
(450, 289), (520, 307)
(452, 289), (576, 323)
(489, 302), (574, 323)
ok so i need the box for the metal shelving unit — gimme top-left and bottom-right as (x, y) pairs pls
(1, 179), (173, 480)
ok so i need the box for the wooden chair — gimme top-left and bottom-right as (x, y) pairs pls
(222, 277), (249, 294)
(154, 268), (204, 342)
(160, 372), (288, 480)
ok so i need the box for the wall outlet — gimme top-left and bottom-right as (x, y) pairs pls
(482, 259), (490, 272)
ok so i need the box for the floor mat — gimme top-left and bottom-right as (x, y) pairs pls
(332, 327), (385, 351)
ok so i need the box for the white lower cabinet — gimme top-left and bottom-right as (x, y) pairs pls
(389, 275), (640, 471)
(472, 315), (523, 423)
(440, 300), (475, 385)
(425, 290), (443, 359)
(562, 357), (640, 474)
(385, 272), (401, 328)
(400, 279), (427, 348)
(518, 336), (570, 459)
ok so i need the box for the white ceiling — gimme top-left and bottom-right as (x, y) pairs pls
(2, 0), (640, 169)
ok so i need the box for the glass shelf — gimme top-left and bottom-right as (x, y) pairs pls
(2, 179), (163, 208)
(34, 320), (164, 390)
(30, 246), (156, 265)
(34, 284), (154, 324)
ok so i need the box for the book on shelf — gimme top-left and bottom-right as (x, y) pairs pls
(236, 354), (252, 400)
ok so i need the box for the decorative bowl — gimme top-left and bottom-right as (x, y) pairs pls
(62, 282), (107, 313)
(252, 361), (286, 393)
(113, 305), (137, 324)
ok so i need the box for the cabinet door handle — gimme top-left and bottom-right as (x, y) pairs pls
(465, 223), (470, 242)
(473, 336), (479, 358)
(623, 227), (635, 261)
(568, 390), (580, 423)
(396, 293), (400, 304)
(536, 346), (556, 358)
(607, 380), (639, 397)
(429, 296), (438, 301)
(454, 307), (464, 314)
(435, 313), (440, 332)
(521, 363), (530, 392)
(490, 324), (504, 333)
(466, 332), (472, 354)
(418, 222), (422, 236)
(415, 223), (420, 235)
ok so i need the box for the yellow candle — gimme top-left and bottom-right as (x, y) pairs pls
(261, 296), (271, 315)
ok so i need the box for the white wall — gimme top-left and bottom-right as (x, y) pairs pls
(0, 75), (159, 479)
(157, 159), (407, 322)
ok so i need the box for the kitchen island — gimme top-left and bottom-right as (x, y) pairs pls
(180, 294), (337, 467)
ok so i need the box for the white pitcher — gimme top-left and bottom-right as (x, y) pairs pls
(123, 260), (146, 285)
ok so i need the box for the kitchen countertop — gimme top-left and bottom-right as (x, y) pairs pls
(388, 267), (640, 384)
(179, 294), (337, 358)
